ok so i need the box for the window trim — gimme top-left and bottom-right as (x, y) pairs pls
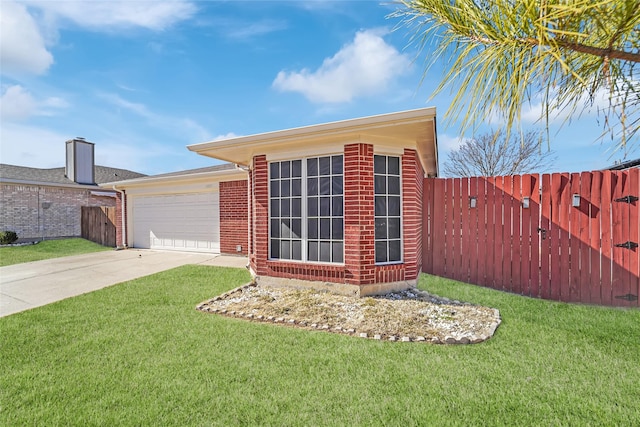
(374, 154), (403, 265)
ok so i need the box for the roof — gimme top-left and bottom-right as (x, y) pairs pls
(0, 164), (146, 188)
(103, 162), (244, 189)
(605, 158), (640, 170)
(187, 107), (439, 177)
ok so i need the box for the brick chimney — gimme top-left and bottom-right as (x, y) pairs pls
(65, 138), (95, 185)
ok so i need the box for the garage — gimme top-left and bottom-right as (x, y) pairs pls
(131, 192), (220, 252)
(104, 164), (247, 254)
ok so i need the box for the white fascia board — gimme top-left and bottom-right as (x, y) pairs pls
(102, 168), (246, 190)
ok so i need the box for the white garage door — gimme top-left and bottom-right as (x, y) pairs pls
(131, 192), (220, 253)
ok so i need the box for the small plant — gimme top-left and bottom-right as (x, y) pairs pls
(0, 231), (18, 245)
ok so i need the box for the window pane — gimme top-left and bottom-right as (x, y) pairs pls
(332, 176), (343, 195)
(331, 155), (343, 174)
(281, 240), (291, 260)
(319, 241), (331, 262)
(308, 218), (318, 239)
(292, 160), (302, 177)
(388, 196), (401, 216)
(308, 177), (318, 196)
(292, 240), (302, 260)
(374, 175), (386, 194)
(389, 240), (401, 262)
(271, 239), (280, 258)
(319, 196), (331, 216)
(308, 241), (318, 261)
(281, 161), (290, 178)
(308, 197), (318, 216)
(375, 218), (387, 239)
(292, 179), (302, 196)
(375, 241), (387, 263)
(270, 199), (279, 217)
(374, 155), (386, 174)
(388, 156), (400, 175)
(320, 218), (331, 239)
(281, 180), (290, 197)
(388, 218), (401, 239)
(332, 196), (343, 216)
(281, 219), (290, 238)
(292, 198), (301, 217)
(332, 242), (343, 263)
(281, 199), (290, 216)
(271, 219), (280, 238)
(375, 196), (387, 216)
(332, 218), (343, 239)
(307, 158), (318, 176)
(270, 162), (279, 179)
(388, 176), (400, 194)
(270, 180), (279, 197)
(291, 219), (301, 238)
(319, 157), (331, 175)
(320, 177), (331, 195)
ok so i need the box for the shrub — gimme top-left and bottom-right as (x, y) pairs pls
(0, 231), (18, 245)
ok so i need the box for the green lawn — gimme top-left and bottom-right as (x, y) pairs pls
(1, 266), (638, 426)
(0, 238), (110, 266)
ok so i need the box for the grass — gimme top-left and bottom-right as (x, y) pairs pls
(0, 238), (110, 266)
(1, 267), (638, 426)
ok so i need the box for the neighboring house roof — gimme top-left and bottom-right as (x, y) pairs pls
(103, 163), (245, 189)
(188, 107), (439, 177)
(604, 158), (640, 170)
(0, 164), (146, 188)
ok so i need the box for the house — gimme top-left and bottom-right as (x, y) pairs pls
(0, 138), (145, 241)
(605, 158), (640, 170)
(105, 108), (437, 295)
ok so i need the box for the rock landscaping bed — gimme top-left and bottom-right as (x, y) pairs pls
(197, 284), (501, 344)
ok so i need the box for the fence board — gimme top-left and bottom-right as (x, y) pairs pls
(511, 175), (522, 295)
(578, 173), (592, 303)
(81, 206), (116, 247)
(589, 172), (603, 305)
(452, 178), (462, 282)
(492, 176), (505, 291)
(540, 174), (552, 299)
(431, 178), (446, 277)
(460, 178), (471, 284)
(520, 174), (533, 296)
(600, 172), (614, 305)
(529, 174), (541, 298)
(628, 168), (640, 305)
(422, 178), (434, 273)
(468, 177), (480, 285)
(558, 173), (572, 302)
(569, 173), (582, 302)
(612, 171), (632, 306)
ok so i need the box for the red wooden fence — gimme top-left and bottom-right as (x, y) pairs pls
(423, 169), (639, 307)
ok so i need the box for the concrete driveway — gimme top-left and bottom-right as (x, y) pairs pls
(0, 249), (248, 317)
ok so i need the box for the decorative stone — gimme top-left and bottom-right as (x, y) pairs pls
(321, 325), (330, 330)
(311, 323), (318, 328)
(459, 337), (471, 344)
(373, 334), (382, 340)
(388, 336), (397, 341)
(401, 337), (411, 342)
(359, 333), (368, 338)
(346, 328), (355, 333)
(256, 315), (264, 320)
(415, 336), (426, 342)
(275, 317), (284, 323)
(445, 337), (457, 344)
(288, 319), (296, 324)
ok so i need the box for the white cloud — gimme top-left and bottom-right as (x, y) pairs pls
(24, 0), (197, 31)
(0, 1), (54, 77)
(0, 122), (70, 167)
(272, 29), (411, 103)
(213, 132), (240, 141)
(0, 84), (69, 121)
(437, 133), (467, 152)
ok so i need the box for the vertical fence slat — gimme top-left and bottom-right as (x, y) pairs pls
(558, 173), (572, 302)
(431, 178), (446, 277)
(422, 178), (434, 273)
(520, 174), (534, 296)
(628, 168), (640, 307)
(600, 171), (615, 305)
(589, 171), (603, 305)
(529, 174), (541, 298)
(492, 176), (505, 291)
(502, 175), (514, 293)
(460, 178), (471, 284)
(477, 178), (488, 287)
(540, 174), (552, 299)
(468, 177), (480, 285)
(511, 175), (522, 295)
(578, 173), (593, 304)
(452, 178), (462, 282)
(569, 173), (582, 302)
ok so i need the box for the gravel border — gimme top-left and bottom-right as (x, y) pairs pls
(197, 283), (501, 344)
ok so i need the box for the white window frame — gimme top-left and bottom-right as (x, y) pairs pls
(374, 154), (403, 264)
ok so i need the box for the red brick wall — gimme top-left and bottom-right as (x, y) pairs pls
(219, 180), (248, 255)
(398, 148), (423, 281)
(115, 191), (125, 248)
(252, 155), (269, 275)
(344, 143), (376, 285)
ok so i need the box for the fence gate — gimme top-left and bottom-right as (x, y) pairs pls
(423, 169), (639, 307)
(81, 206), (116, 247)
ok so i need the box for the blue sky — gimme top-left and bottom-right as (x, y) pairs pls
(0, 0), (635, 177)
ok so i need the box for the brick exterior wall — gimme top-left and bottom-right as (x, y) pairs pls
(0, 183), (116, 240)
(248, 144), (424, 287)
(219, 180), (249, 255)
(115, 191), (124, 247)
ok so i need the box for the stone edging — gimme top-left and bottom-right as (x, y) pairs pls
(196, 283), (501, 345)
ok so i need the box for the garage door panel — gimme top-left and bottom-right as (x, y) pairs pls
(132, 193), (220, 253)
